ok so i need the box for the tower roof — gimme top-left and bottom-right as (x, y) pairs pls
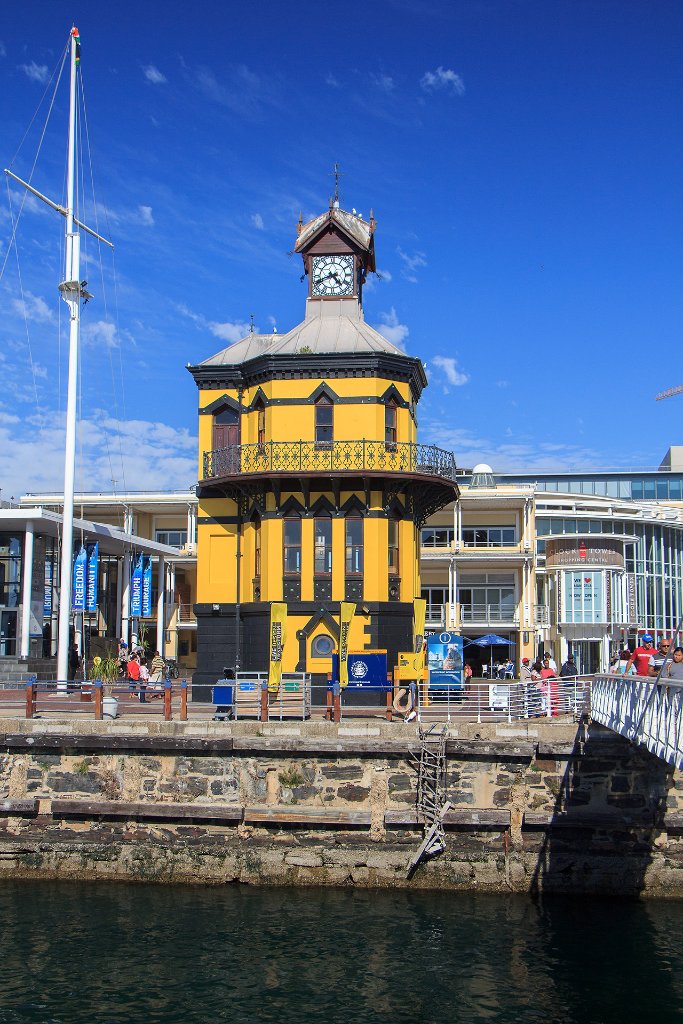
(294, 206), (376, 271)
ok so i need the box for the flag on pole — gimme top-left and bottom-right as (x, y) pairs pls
(268, 602), (288, 693)
(338, 602), (356, 688)
(130, 554), (143, 617)
(85, 542), (99, 612)
(72, 27), (81, 65)
(72, 546), (87, 612)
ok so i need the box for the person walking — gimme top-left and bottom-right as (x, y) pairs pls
(127, 653), (141, 698)
(648, 637), (671, 678)
(138, 657), (149, 703)
(626, 634), (657, 676)
(665, 647), (683, 681)
(541, 655), (560, 715)
(150, 650), (166, 683)
(611, 649), (635, 675)
(68, 644), (81, 687)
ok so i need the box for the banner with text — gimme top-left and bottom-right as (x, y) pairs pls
(86, 543), (99, 613)
(268, 602), (288, 693)
(413, 598), (427, 677)
(130, 554), (143, 617)
(72, 546), (87, 612)
(142, 556), (153, 617)
(339, 602), (356, 688)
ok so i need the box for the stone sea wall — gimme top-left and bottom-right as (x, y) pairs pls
(0, 719), (682, 895)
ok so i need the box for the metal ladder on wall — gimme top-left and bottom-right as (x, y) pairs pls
(407, 724), (451, 878)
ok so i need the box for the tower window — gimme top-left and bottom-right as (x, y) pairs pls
(254, 518), (261, 578)
(345, 518), (363, 575)
(283, 519), (301, 575)
(388, 518), (400, 575)
(256, 401), (266, 448)
(385, 399), (397, 447)
(314, 518), (332, 574)
(315, 395), (333, 447)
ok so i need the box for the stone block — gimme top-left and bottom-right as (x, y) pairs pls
(338, 784), (370, 802)
(46, 772), (101, 794)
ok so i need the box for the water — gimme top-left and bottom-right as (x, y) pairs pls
(0, 881), (681, 1023)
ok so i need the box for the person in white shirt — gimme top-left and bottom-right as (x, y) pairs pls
(543, 652), (558, 674)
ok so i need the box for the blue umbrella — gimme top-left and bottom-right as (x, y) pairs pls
(465, 634), (515, 678)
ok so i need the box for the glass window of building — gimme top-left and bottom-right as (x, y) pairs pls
(385, 400), (397, 447)
(254, 519), (261, 577)
(0, 535), (21, 607)
(421, 587), (448, 622)
(345, 518), (363, 574)
(155, 529), (187, 547)
(256, 400), (266, 448)
(314, 395), (333, 447)
(421, 527), (453, 548)
(314, 518), (332, 574)
(283, 519), (302, 575)
(388, 518), (400, 574)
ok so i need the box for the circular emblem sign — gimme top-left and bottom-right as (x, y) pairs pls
(351, 660), (368, 679)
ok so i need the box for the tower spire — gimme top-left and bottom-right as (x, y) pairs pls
(330, 162), (342, 208)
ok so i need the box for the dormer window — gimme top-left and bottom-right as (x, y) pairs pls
(315, 395), (333, 448)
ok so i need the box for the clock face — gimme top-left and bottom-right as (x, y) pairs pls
(311, 254), (355, 297)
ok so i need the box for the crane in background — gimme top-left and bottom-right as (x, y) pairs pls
(656, 385), (683, 401)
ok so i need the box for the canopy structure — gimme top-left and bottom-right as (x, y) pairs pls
(463, 634), (516, 679)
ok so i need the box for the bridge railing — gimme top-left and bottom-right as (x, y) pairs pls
(590, 674), (683, 769)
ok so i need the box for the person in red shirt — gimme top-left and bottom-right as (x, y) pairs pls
(127, 653), (141, 697)
(626, 635), (656, 677)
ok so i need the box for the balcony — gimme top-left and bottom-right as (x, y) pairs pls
(534, 604), (550, 627)
(203, 440), (457, 482)
(460, 603), (519, 626)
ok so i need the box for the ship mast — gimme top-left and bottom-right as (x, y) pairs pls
(5, 27), (113, 686)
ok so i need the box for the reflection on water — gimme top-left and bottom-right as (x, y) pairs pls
(0, 881), (682, 1023)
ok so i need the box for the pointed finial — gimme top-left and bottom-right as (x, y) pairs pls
(249, 314), (255, 334)
(296, 211), (303, 235)
(330, 162), (342, 208)
(369, 209), (376, 234)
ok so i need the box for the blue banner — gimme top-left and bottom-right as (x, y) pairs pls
(44, 559), (53, 616)
(427, 632), (464, 689)
(130, 554), (143, 617)
(72, 546), (87, 612)
(86, 542), (99, 612)
(142, 556), (153, 617)
(331, 652), (389, 689)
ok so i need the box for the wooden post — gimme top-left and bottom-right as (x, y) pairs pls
(25, 681), (35, 719)
(94, 679), (103, 721)
(260, 682), (268, 723)
(164, 680), (172, 721)
(333, 681), (341, 723)
(180, 680), (188, 721)
(386, 672), (392, 721)
(325, 673), (332, 721)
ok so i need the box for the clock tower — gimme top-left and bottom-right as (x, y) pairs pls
(295, 201), (376, 308)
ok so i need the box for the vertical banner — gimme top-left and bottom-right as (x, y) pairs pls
(72, 546), (87, 612)
(44, 559), (53, 616)
(130, 554), (143, 617)
(142, 557), (153, 617)
(339, 602), (356, 688)
(413, 598), (426, 676)
(268, 602), (288, 693)
(86, 542), (99, 612)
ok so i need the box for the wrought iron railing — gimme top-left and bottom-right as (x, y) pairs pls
(203, 440), (457, 481)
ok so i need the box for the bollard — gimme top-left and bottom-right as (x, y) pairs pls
(164, 680), (172, 721)
(180, 680), (188, 721)
(94, 679), (103, 721)
(260, 682), (269, 723)
(333, 681), (341, 723)
(25, 681), (35, 720)
(386, 672), (393, 721)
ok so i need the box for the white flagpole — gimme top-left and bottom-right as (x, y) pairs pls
(56, 28), (81, 688)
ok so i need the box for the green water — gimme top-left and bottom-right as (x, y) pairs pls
(0, 881), (681, 1023)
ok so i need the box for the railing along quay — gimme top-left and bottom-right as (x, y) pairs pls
(203, 440), (457, 481)
(590, 674), (683, 769)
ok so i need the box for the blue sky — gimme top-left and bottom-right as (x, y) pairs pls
(1, 0), (682, 499)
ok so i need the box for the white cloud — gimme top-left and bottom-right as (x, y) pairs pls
(4, 412), (197, 499)
(420, 66), (465, 95)
(83, 320), (119, 349)
(138, 205), (154, 227)
(143, 64), (167, 85)
(375, 308), (409, 351)
(19, 61), (49, 84)
(251, 213), (264, 230)
(431, 355), (469, 390)
(325, 73), (340, 88)
(371, 73), (395, 93)
(11, 291), (53, 323)
(397, 247), (427, 283)
(208, 320), (253, 342)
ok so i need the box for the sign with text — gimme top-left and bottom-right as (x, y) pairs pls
(427, 632), (464, 689)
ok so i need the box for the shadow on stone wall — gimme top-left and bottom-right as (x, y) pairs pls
(528, 719), (677, 896)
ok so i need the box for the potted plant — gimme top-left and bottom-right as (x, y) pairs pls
(91, 654), (121, 719)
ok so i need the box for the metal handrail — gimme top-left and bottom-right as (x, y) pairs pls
(203, 440), (457, 481)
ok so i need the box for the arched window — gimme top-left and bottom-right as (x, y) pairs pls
(315, 395), (333, 448)
(212, 404), (239, 451)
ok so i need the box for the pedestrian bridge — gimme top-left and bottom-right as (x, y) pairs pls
(590, 674), (683, 769)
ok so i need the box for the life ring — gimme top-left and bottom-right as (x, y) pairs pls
(393, 685), (414, 714)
